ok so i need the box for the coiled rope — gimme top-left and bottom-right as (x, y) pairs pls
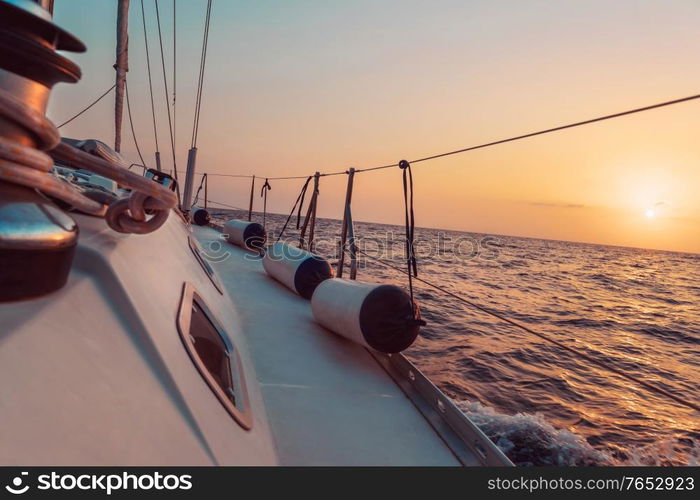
(0, 87), (177, 234)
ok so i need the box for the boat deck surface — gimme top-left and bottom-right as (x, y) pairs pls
(193, 225), (465, 465)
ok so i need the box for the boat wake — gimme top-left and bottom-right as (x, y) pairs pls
(456, 400), (700, 466)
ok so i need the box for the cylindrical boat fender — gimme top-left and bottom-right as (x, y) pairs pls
(311, 278), (424, 353)
(224, 219), (266, 251)
(262, 242), (333, 299)
(191, 205), (210, 226)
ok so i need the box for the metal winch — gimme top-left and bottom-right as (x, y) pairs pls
(0, 0), (84, 301)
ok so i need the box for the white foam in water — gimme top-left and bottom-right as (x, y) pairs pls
(456, 400), (612, 466)
(211, 209), (699, 466)
(456, 400), (700, 466)
(622, 439), (700, 467)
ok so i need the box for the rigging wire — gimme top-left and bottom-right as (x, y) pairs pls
(140, 0), (159, 152)
(174, 169), (252, 178)
(356, 247), (700, 414)
(124, 80), (147, 168)
(154, 0), (178, 181)
(204, 172), (252, 178)
(206, 199), (245, 211)
(178, 170), (253, 180)
(138, 43), (698, 412)
(354, 93), (700, 173)
(56, 84), (116, 129)
(115, 2), (700, 415)
(266, 169), (347, 181)
(172, 0), (176, 159)
(198, 92), (700, 181)
(191, 0), (213, 148)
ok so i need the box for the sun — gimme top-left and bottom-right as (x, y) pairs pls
(645, 208), (656, 218)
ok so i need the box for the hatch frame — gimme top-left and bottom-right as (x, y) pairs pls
(187, 235), (224, 294)
(177, 282), (252, 430)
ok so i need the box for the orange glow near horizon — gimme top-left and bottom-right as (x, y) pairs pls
(49, 0), (700, 253)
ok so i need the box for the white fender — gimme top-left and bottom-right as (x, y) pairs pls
(262, 242), (332, 299)
(224, 219), (266, 251)
(191, 205), (210, 226)
(311, 278), (423, 353)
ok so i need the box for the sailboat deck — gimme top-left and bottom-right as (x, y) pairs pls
(0, 212), (491, 466)
(192, 225), (465, 465)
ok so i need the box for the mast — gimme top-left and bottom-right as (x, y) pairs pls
(39, 0), (55, 14)
(182, 0), (213, 215)
(114, 0), (130, 152)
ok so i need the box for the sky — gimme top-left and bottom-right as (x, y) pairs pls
(49, 0), (700, 253)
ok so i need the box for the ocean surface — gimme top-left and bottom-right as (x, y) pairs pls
(211, 208), (699, 466)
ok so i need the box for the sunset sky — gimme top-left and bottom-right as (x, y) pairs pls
(50, 0), (700, 253)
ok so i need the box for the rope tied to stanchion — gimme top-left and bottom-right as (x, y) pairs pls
(399, 159), (421, 321)
(296, 176), (312, 229)
(192, 172), (207, 208)
(300, 172), (320, 251)
(260, 178), (272, 228)
(0, 87), (176, 234)
(356, 246), (698, 413)
(276, 175), (312, 243)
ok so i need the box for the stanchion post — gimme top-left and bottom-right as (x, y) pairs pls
(338, 168), (355, 278)
(204, 173), (208, 209)
(308, 172), (320, 252)
(300, 172), (320, 251)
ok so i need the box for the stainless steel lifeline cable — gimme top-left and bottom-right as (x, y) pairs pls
(57, 30), (700, 412)
(180, 92), (700, 414)
(193, 93), (700, 181)
(356, 247), (700, 414)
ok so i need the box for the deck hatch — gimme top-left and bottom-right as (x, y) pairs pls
(177, 282), (252, 429)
